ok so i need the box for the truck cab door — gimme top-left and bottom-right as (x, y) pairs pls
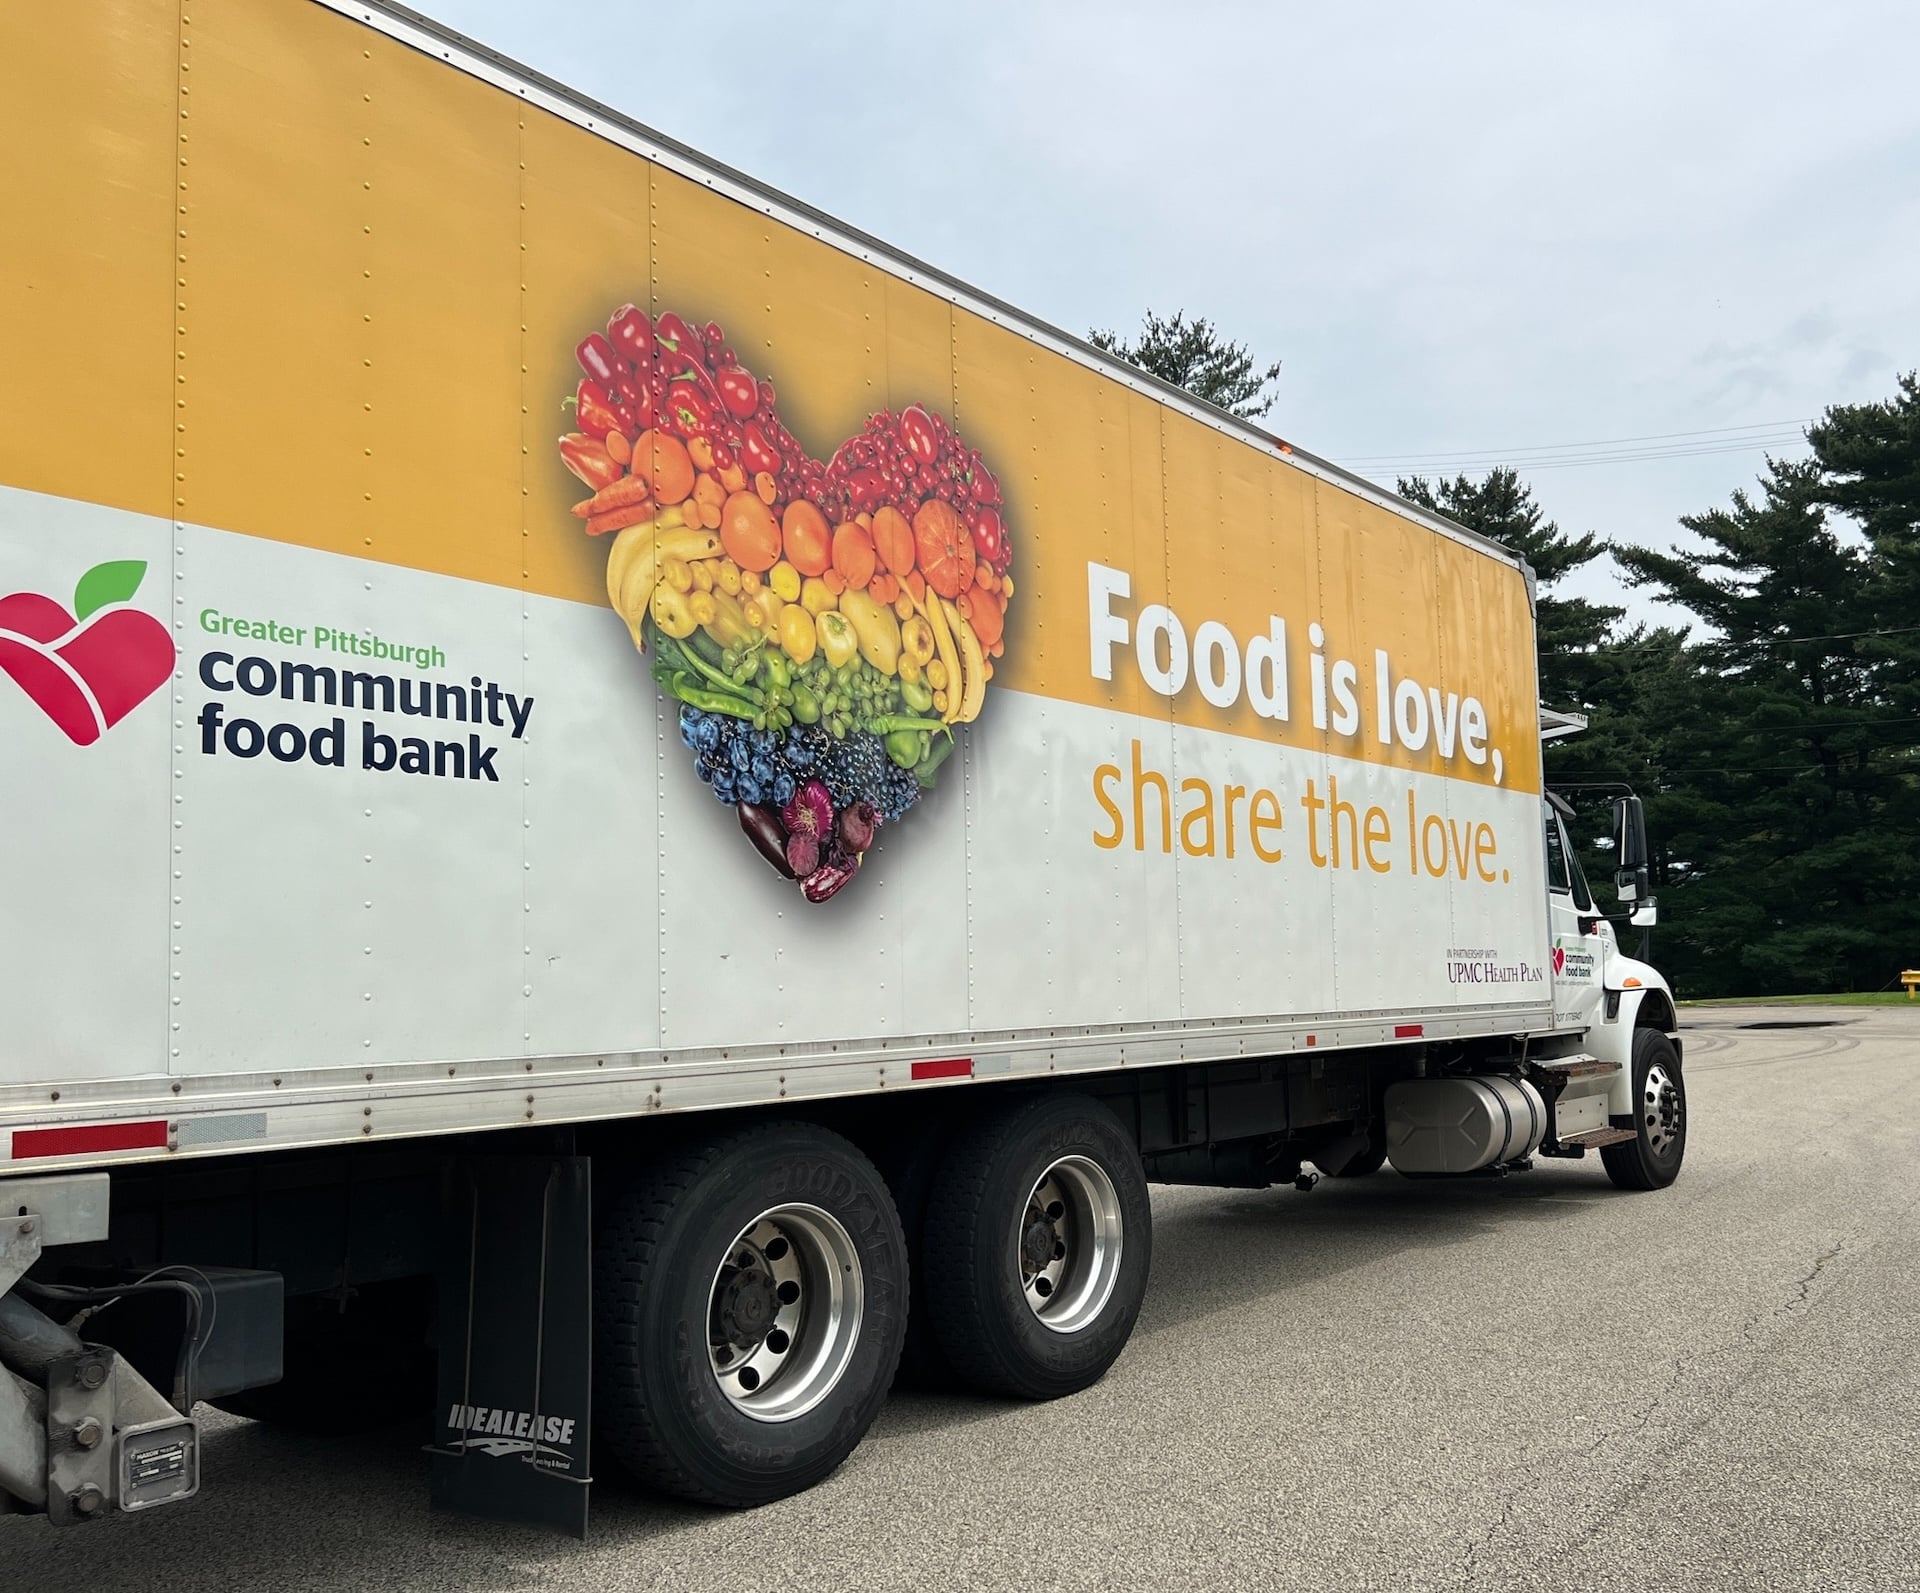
(1544, 800), (1606, 1029)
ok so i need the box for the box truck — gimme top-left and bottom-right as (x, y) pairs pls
(0, 0), (1682, 1533)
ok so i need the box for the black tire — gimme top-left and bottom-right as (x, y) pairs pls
(1601, 1028), (1687, 1191)
(592, 1121), (907, 1507)
(872, 1123), (958, 1391)
(211, 1278), (434, 1435)
(922, 1092), (1151, 1401)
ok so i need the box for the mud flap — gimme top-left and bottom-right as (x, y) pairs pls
(428, 1155), (592, 1538)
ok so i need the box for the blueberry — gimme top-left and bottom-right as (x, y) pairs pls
(750, 755), (776, 784)
(695, 717), (723, 754)
(772, 773), (795, 806)
(712, 775), (736, 804)
(738, 777), (765, 806)
(729, 739), (753, 773)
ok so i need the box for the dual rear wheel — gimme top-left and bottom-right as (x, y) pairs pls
(592, 1094), (1150, 1506)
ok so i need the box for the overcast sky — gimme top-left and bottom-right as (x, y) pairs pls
(429, 0), (1918, 624)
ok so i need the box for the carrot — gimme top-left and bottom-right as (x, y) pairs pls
(572, 497), (596, 519)
(586, 501), (654, 537)
(583, 475), (653, 516)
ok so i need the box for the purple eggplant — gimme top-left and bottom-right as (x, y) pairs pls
(737, 802), (795, 878)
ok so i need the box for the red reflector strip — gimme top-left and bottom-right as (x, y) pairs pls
(1394, 1024), (1424, 1039)
(12, 1120), (169, 1160)
(911, 1058), (973, 1082)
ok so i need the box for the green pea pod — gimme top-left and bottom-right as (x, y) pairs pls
(863, 714), (947, 737)
(660, 633), (765, 706)
(665, 672), (757, 719)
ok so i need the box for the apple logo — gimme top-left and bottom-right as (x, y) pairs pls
(0, 560), (175, 746)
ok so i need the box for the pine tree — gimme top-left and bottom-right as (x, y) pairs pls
(1089, 311), (1282, 420)
(1613, 454), (1918, 994)
(1396, 468), (1622, 712)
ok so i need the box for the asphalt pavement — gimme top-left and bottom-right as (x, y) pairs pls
(5, 1004), (1916, 1591)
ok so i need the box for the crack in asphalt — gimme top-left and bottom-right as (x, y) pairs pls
(1441, 1229), (1868, 1591)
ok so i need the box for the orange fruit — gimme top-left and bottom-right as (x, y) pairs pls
(832, 521), (877, 588)
(781, 500), (833, 577)
(720, 491), (781, 572)
(872, 505), (916, 576)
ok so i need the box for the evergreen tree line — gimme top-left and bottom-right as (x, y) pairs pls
(1402, 374), (1920, 998)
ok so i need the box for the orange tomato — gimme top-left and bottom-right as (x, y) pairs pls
(872, 506), (916, 576)
(635, 431), (694, 506)
(823, 569), (846, 596)
(720, 491), (782, 572)
(967, 586), (1005, 650)
(781, 500), (833, 577)
(913, 499), (975, 600)
(832, 522), (876, 588)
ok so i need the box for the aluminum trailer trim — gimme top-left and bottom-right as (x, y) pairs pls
(0, 999), (1562, 1175)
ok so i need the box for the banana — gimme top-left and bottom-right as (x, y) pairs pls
(942, 597), (988, 724)
(652, 526), (723, 564)
(914, 586), (964, 724)
(604, 524), (723, 651)
(606, 523), (659, 648)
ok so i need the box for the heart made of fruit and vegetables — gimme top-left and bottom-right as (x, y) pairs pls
(559, 307), (1013, 902)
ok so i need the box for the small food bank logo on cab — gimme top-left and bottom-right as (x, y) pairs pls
(0, 561), (174, 745)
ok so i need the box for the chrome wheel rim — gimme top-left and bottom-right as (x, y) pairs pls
(1642, 1062), (1684, 1161)
(1019, 1156), (1124, 1334)
(707, 1203), (862, 1423)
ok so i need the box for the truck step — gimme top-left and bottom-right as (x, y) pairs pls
(1557, 1126), (1637, 1149)
(1529, 1055), (1621, 1081)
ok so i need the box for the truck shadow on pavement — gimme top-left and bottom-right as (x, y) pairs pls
(0, 1165), (1620, 1588)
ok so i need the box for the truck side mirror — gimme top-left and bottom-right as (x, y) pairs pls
(1629, 899), (1658, 929)
(1612, 795), (1648, 901)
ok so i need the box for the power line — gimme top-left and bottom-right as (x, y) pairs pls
(1344, 418), (1814, 467)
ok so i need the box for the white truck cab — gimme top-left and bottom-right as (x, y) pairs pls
(1532, 735), (1684, 1187)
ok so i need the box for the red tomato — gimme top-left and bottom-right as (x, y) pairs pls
(742, 422), (783, 476)
(972, 505), (1008, 569)
(607, 305), (654, 366)
(717, 366), (759, 419)
(900, 404), (939, 464)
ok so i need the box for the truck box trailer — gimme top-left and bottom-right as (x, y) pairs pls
(0, 0), (1683, 1532)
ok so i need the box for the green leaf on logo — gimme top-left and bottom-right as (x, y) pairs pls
(74, 560), (148, 621)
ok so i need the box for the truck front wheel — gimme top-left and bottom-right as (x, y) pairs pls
(1601, 1028), (1687, 1191)
(592, 1122), (907, 1507)
(922, 1093), (1151, 1401)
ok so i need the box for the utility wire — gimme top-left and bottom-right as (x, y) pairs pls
(1346, 419), (1814, 474)
(1345, 419), (1815, 463)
